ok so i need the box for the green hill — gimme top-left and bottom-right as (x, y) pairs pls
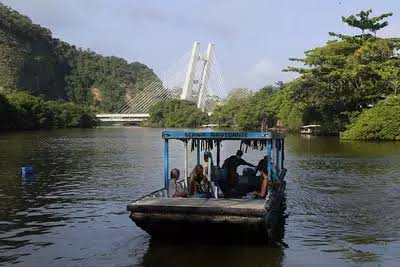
(0, 3), (158, 112)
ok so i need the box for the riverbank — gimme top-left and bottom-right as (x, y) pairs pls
(0, 92), (97, 131)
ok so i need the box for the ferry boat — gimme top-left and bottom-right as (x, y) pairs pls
(127, 131), (287, 243)
(300, 124), (321, 135)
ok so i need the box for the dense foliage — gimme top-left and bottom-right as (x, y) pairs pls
(340, 96), (400, 140)
(211, 89), (253, 128)
(0, 3), (157, 112)
(0, 92), (97, 131)
(212, 9), (400, 138)
(285, 9), (400, 133)
(211, 85), (306, 131)
(148, 99), (209, 128)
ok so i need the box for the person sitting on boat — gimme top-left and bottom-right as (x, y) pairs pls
(257, 156), (268, 174)
(247, 165), (269, 198)
(190, 164), (210, 197)
(168, 168), (188, 198)
(257, 155), (279, 180)
(221, 150), (256, 193)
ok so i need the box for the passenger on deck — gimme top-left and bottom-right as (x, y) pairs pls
(247, 165), (269, 198)
(221, 150), (256, 193)
(257, 156), (268, 175)
(190, 164), (210, 196)
(168, 168), (188, 198)
(257, 156), (279, 180)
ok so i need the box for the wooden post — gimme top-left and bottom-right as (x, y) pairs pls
(281, 139), (285, 171)
(184, 141), (188, 189)
(196, 140), (200, 165)
(164, 139), (169, 191)
(275, 139), (280, 176)
(267, 139), (272, 184)
(217, 140), (221, 168)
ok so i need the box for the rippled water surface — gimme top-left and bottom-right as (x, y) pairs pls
(0, 128), (399, 266)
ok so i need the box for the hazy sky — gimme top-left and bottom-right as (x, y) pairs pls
(1, 0), (399, 91)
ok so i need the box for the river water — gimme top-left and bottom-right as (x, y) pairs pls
(0, 127), (399, 267)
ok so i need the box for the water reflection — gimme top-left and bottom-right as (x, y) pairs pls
(0, 131), (97, 264)
(140, 239), (285, 267)
(284, 134), (400, 265)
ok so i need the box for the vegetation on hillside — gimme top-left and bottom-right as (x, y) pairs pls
(213, 9), (400, 139)
(340, 96), (400, 140)
(0, 3), (157, 112)
(0, 92), (97, 131)
(148, 99), (209, 128)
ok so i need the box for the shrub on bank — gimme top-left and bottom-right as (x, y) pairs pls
(0, 92), (97, 131)
(0, 93), (15, 130)
(46, 100), (98, 128)
(340, 96), (400, 141)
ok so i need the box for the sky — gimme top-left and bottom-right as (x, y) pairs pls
(1, 0), (400, 92)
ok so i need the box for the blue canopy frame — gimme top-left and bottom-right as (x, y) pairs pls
(161, 131), (285, 192)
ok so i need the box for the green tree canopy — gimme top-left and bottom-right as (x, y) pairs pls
(0, 92), (97, 131)
(341, 9), (393, 36)
(285, 9), (400, 133)
(211, 88), (253, 128)
(340, 96), (400, 140)
(148, 99), (209, 128)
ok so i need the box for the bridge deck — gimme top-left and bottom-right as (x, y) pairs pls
(96, 114), (150, 122)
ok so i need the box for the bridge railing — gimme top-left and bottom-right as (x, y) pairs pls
(96, 114), (150, 118)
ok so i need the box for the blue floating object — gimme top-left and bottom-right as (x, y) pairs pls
(21, 166), (34, 178)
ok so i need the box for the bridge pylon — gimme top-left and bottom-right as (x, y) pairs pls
(197, 43), (214, 111)
(181, 41), (214, 111)
(98, 41), (223, 123)
(181, 41), (199, 100)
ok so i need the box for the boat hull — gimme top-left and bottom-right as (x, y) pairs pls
(130, 210), (267, 242)
(128, 187), (286, 243)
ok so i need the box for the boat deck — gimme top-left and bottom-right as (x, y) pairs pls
(128, 197), (266, 217)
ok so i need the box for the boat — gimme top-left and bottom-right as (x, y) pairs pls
(127, 131), (287, 243)
(300, 124), (321, 135)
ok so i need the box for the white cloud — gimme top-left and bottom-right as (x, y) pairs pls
(245, 59), (297, 89)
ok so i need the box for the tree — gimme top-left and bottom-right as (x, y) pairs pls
(329, 9), (393, 43)
(211, 88), (253, 127)
(2, 91), (97, 131)
(7, 92), (54, 130)
(148, 99), (208, 128)
(340, 96), (400, 140)
(0, 93), (15, 130)
(285, 10), (400, 133)
(379, 62), (400, 96)
(341, 9), (393, 37)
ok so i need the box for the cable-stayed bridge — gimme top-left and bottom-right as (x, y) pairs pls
(96, 42), (225, 123)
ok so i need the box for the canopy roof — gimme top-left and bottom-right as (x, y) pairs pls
(301, 124), (321, 128)
(162, 131), (285, 140)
